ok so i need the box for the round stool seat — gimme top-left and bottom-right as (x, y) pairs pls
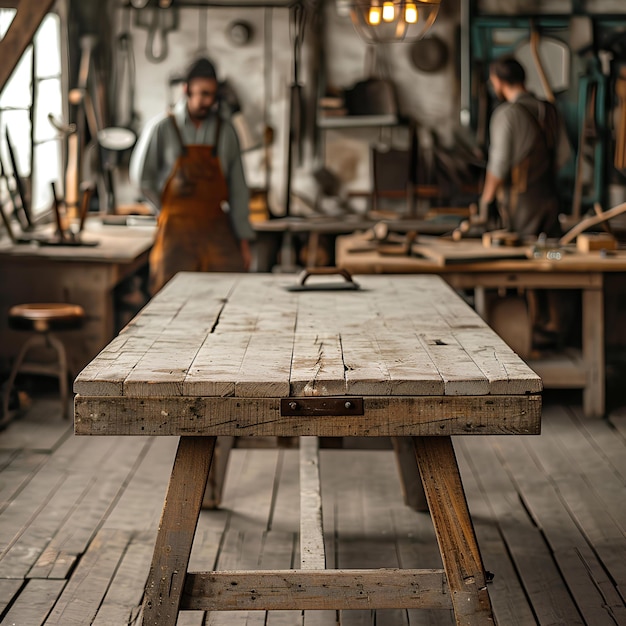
(8, 303), (85, 333)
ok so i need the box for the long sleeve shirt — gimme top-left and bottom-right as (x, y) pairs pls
(129, 99), (255, 241)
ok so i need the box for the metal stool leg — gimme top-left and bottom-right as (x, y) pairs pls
(2, 335), (43, 423)
(47, 333), (70, 420)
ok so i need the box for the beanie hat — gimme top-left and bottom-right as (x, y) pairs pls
(185, 57), (218, 83)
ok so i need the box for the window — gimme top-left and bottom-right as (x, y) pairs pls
(0, 8), (65, 218)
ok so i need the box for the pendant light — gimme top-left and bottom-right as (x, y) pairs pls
(349, 0), (441, 43)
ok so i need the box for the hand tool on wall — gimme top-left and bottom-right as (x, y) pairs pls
(48, 113), (79, 216)
(516, 20), (570, 102)
(133, 5), (179, 63)
(530, 20), (555, 103)
(5, 128), (32, 229)
(50, 181), (67, 242)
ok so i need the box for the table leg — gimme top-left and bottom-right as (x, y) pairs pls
(391, 437), (427, 512)
(142, 436), (216, 626)
(203, 436), (234, 509)
(412, 436), (494, 626)
(582, 285), (605, 418)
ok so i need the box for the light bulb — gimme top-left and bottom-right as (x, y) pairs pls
(405, 3), (418, 23)
(382, 1), (395, 22)
(368, 5), (382, 25)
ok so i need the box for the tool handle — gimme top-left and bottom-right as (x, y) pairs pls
(297, 266), (356, 286)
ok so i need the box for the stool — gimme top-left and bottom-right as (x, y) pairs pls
(2, 303), (85, 421)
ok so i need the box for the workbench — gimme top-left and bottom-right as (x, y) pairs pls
(74, 272), (541, 626)
(336, 232), (626, 418)
(0, 219), (155, 376)
(253, 214), (461, 270)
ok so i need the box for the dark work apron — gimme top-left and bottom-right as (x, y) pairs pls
(149, 114), (245, 295)
(500, 100), (560, 238)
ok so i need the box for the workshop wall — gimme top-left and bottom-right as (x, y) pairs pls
(111, 0), (461, 216)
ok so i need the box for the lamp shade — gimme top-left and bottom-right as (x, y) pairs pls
(350, 0), (440, 43)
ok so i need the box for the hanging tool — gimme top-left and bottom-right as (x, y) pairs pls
(530, 20), (555, 103)
(516, 20), (570, 102)
(48, 113), (80, 216)
(5, 129), (32, 229)
(134, 6), (179, 64)
(50, 181), (67, 241)
(284, 3), (307, 215)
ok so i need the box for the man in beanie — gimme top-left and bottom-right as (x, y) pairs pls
(131, 57), (254, 294)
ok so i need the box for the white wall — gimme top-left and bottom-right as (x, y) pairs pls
(114, 0), (460, 215)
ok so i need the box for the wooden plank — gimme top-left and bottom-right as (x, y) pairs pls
(45, 529), (131, 625)
(75, 395), (541, 437)
(0, 578), (24, 613)
(0, 0), (55, 93)
(0, 401), (72, 452)
(0, 578), (65, 625)
(413, 437), (494, 624)
(290, 333), (346, 396)
(92, 531), (158, 626)
(0, 451), (48, 514)
(454, 441), (537, 626)
(101, 436), (178, 532)
(530, 411), (626, 603)
(412, 239), (530, 266)
(141, 437), (215, 626)
(28, 436), (153, 579)
(452, 328), (542, 395)
(0, 436), (108, 576)
(416, 333), (491, 396)
(299, 437), (325, 570)
(182, 569), (451, 611)
(458, 428), (586, 625)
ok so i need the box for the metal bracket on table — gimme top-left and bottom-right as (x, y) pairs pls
(280, 397), (364, 417)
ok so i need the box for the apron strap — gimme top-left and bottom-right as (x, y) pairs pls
(167, 112), (187, 156)
(213, 115), (222, 157)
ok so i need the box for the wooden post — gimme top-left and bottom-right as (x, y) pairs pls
(413, 436), (495, 625)
(141, 436), (216, 626)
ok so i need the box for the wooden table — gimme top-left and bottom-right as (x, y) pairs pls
(336, 233), (626, 418)
(74, 272), (541, 626)
(0, 219), (155, 375)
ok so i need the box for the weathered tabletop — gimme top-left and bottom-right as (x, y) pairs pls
(75, 272), (540, 436)
(74, 272), (542, 626)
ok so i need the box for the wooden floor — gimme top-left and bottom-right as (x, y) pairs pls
(1, 390), (626, 625)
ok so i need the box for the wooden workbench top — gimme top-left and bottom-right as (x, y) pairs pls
(336, 232), (626, 273)
(74, 272), (541, 437)
(0, 218), (155, 263)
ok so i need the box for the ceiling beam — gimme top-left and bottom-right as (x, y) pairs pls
(0, 0), (56, 94)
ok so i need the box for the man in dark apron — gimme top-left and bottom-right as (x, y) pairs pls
(131, 57), (254, 294)
(479, 55), (571, 237)
(479, 55), (573, 351)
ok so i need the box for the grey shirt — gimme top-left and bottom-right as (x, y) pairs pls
(487, 92), (571, 182)
(130, 99), (255, 241)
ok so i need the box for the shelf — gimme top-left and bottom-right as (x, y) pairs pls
(317, 114), (399, 129)
(527, 348), (587, 389)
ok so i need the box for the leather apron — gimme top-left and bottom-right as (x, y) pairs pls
(501, 100), (560, 238)
(149, 114), (245, 295)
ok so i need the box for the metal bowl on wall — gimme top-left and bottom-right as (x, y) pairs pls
(409, 35), (449, 73)
(98, 127), (137, 168)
